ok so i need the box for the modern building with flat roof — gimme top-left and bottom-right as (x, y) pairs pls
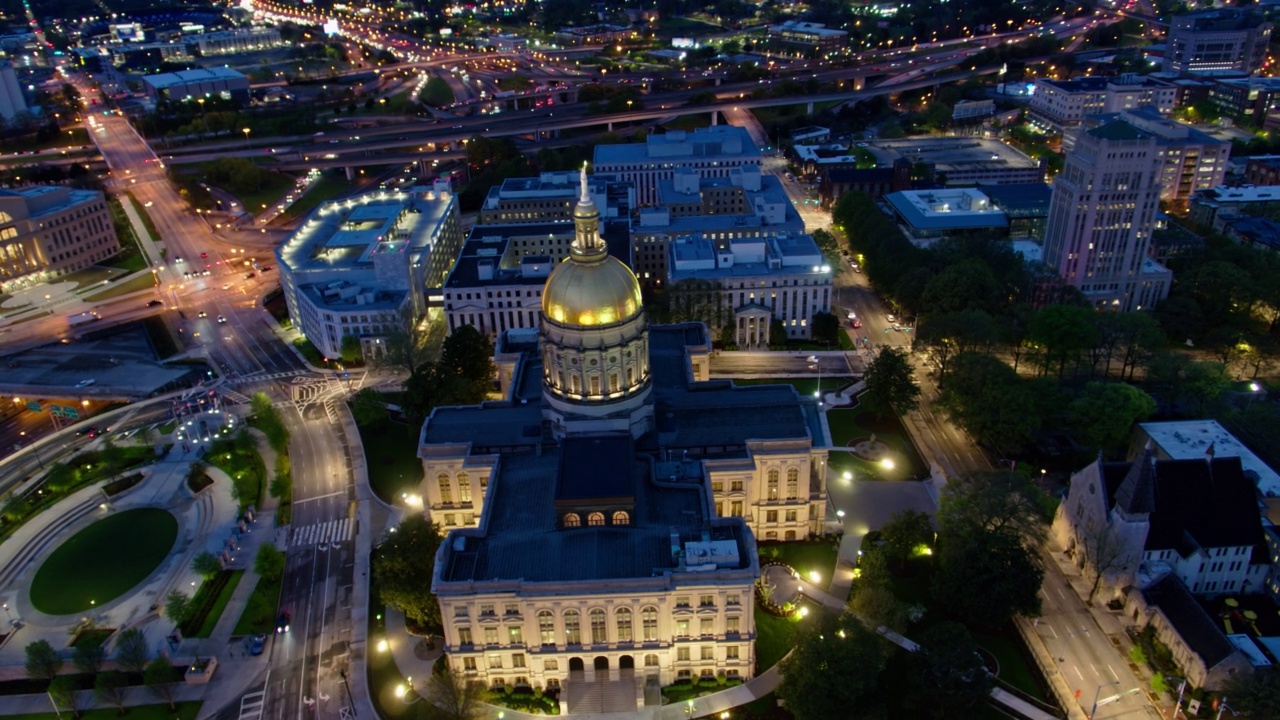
(883, 188), (1009, 244)
(633, 166), (804, 291)
(1190, 184), (1280, 229)
(1164, 8), (1272, 75)
(275, 182), (463, 360)
(1075, 107), (1230, 207)
(979, 183), (1053, 240)
(142, 66), (249, 104)
(190, 27), (283, 56)
(867, 137), (1043, 186)
(479, 171), (634, 225)
(0, 186), (118, 287)
(767, 21), (847, 53)
(593, 127), (763, 206)
(668, 232), (831, 345)
(1029, 74), (1178, 131)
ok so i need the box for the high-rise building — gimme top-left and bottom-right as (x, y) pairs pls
(1042, 120), (1172, 311)
(0, 61), (26, 121)
(1163, 8), (1272, 75)
(424, 170), (831, 710)
(0, 186), (118, 284)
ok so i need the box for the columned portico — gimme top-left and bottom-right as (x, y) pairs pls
(734, 303), (772, 349)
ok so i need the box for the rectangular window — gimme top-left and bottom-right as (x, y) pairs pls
(463, 657), (477, 671)
(508, 626), (523, 645)
(643, 608), (658, 641)
(544, 659), (558, 672)
(700, 618), (714, 636)
(766, 510), (778, 523)
(484, 627), (498, 645)
(677, 647), (690, 662)
(487, 654), (502, 670)
(505, 604), (519, 616)
(676, 620), (689, 638)
(701, 646), (714, 661)
(675, 596), (690, 608)
(512, 653), (526, 669)
(786, 510), (797, 523)
(480, 604), (495, 617)
(458, 628), (473, 645)
(699, 595), (715, 607)
(726, 616), (740, 634)
(726, 646), (740, 660)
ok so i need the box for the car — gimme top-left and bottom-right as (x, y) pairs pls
(245, 272), (256, 279)
(217, 315), (227, 324)
(197, 310), (208, 318)
(147, 299), (163, 307)
(76, 379), (96, 387)
(260, 265), (273, 273)
(200, 252), (208, 259)
(222, 283), (231, 291)
(202, 269), (212, 276)
(276, 612), (291, 634)
(249, 634), (266, 656)
(886, 314), (897, 323)
(174, 257), (185, 264)
(852, 320), (862, 329)
(144, 201), (153, 207)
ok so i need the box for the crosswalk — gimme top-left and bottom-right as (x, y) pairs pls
(291, 518), (355, 547)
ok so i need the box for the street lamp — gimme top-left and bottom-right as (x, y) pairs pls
(1245, 382), (1264, 417)
(242, 127), (251, 148)
(1089, 680), (1121, 719)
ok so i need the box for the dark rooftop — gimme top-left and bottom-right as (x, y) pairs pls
(557, 435), (635, 501)
(1087, 120), (1150, 142)
(1143, 575), (1238, 668)
(1139, 457), (1264, 555)
(978, 183), (1053, 217)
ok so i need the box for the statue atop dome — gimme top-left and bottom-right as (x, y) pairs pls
(580, 162), (590, 204)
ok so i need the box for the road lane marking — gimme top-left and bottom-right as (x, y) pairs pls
(1107, 663), (1118, 680)
(1074, 666), (1084, 681)
(293, 491), (346, 504)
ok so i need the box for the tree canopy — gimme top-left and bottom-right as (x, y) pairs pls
(863, 346), (920, 416)
(373, 515), (445, 632)
(778, 612), (887, 720)
(401, 326), (495, 425)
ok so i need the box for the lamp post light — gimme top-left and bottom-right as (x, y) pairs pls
(1089, 680), (1121, 719)
(1166, 677), (1187, 720)
(2, 602), (12, 625)
(1245, 382), (1264, 417)
(242, 127), (251, 148)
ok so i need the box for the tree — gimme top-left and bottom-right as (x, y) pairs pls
(879, 509), (935, 566)
(1029, 304), (1097, 378)
(351, 387), (386, 429)
(144, 657), (178, 711)
(373, 515), (445, 631)
(94, 670), (128, 713)
(863, 346), (920, 416)
(192, 550), (223, 580)
(849, 583), (907, 632)
(249, 392), (290, 454)
(920, 259), (1004, 315)
(427, 666), (487, 720)
(24, 639), (63, 681)
(72, 637), (106, 675)
(937, 471), (1051, 545)
(1068, 382), (1156, 456)
(1224, 667), (1280, 719)
(937, 353), (1041, 454)
(1077, 522), (1132, 602)
(778, 612), (886, 720)
(401, 326), (495, 425)
(902, 622), (995, 719)
(914, 310), (998, 380)
(339, 334), (362, 364)
(48, 675), (79, 718)
(254, 544), (285, 583)
(379, 304), (433, 376)
(113, 628), (150, 675)
(164, 590), (192, 627)
(932, 528), (1044, 629)
(811, 311), (840, 347)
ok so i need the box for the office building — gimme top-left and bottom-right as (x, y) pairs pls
(191, 27), (283, 56)
(1163, 9), (1271, 75)
(1042, 120), (1172, 311)
(425, 173), (831, 710)
(767, 21), (847, 53)
(275, 183), (463, 360)
(0, 186), (118, 284)
(882, 188), (1009, 244)
(817, 161), (913, 207)
(979, 183), (1054, 241)
(1028, 74), (1178, 132)
(142, 67), (249, 104)
(667, 232), (832, 345)
(594, 127), (763, 206)
(866, 137), (1043, 186)
(478, 172), (634, 225)
(1207, 76), (1280, 128)
(1190, 184), (1280, 229)
(1075, 107), (1229, 207)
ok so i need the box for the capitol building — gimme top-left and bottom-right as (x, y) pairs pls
(419, 169), (831, 712)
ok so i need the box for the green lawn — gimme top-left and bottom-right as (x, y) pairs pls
(6, 702), (202, 720)
(758, 539), (839, 591)
(293, 336), (325, 366)
(30, 508), (178, 615)
(733, 377), (856, 399)
(58, 265), (126, 291)
(355, 420), (422, 504)
(825, 401), (928, 481)
(0, 126), (91, 154)
(232, 574), (282, 636)
(662, 114), (714, 131)
(367, 574), (416, 720)
(105, 198), (149, 272)
(191, 570), (244, 638)
(206, 434), (266, 511)
(126, 192), (162, 243)
(82, 272), (158, 302)
(420, 76), (455, 108)
(754, 605), (802, 673)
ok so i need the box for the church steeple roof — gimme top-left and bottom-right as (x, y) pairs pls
(1114, 443), (1157, 516)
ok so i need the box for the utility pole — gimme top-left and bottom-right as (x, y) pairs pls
(1089, 680), (1121, 719)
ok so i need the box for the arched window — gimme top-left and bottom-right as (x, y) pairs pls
(612, 510), (630, 525)
(538, 610), (555, 646)
(616, 608), (633, 643)
(458, 472), (471, 503)
(590, 609), (607, 644)
(563, 513), (581, 528)
(641, 606), (658, 641)
(438, 473), (452, 504)
(767, 469), (779, 501)
(564, 610), (581, 645)
(587, 512), (606, 526)
(786, 467), (799, 499)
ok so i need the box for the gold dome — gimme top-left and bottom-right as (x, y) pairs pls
(542, 254), (643, 327)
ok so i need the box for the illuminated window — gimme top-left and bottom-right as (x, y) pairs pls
(612, 510), (630, 525)
(563, 513), (581, 528)
(588, 512), (605, 526)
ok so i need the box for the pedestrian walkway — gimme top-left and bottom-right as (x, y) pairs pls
(290, 518), (355, 547)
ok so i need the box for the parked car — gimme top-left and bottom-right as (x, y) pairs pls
(249, 634), (266, 656)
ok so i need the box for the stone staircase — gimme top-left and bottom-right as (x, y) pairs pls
(564, 670), (641, 714)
